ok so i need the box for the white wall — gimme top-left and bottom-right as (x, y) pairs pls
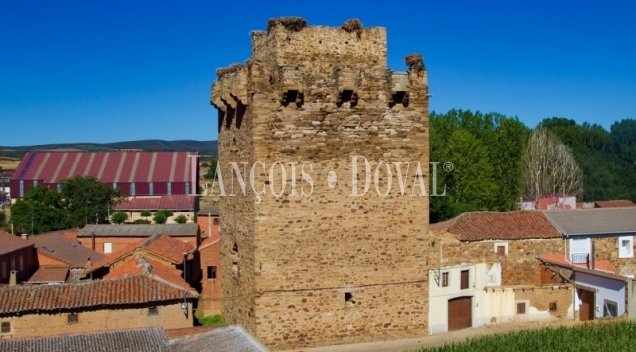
(575, 272), (626, 318)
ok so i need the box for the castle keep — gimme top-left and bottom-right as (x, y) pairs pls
(211, 17), (430, 350)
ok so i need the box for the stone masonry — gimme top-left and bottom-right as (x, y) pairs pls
(211, 17), (430, 350)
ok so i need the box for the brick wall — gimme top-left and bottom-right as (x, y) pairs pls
(0, 247), (37, 284)
(432, 232), (565, 286)
(197, 214), (219, 239)
(213, 18), (430, 350)
(199, 241), (221, 315)
(0, 301), (193, 340)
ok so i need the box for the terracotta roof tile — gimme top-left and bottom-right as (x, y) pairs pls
(0, 272), (198, 314)
(0, 230), (34, 256)
(430, 211), (560, 241)
(87, 234), (194, 273)
(594, 200), (636, 208)
(27, 266), (70, 284)
(115, 195), (196, 211)
(105, 255), (192, 291)
(0, 327), (171, 352)
(539, 253), (616, 273)
(28, 232), (105, 268)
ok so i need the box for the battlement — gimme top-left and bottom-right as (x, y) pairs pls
(251, 17), (387, 75)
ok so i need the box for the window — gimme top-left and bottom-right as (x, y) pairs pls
(516, 302), (527, 315)
(1, 322), (10, 334)
(460, 270), (469, 290)
(148, 306), (159, 316)
(344, 292), (356, 307)
(19, 255), (24, 271)
(441, 272), (449, 287)
(67, 313), (78, 325)
(570, 238), (591, 263)
(207, 266), (217, 279)
(603, 299), (618, 317)
(549, 302), (557, 311)
(213, 218), (219, 226)
(619, 236), (634, 258)
(494, 242), (508, 256)
(104, 243), (113, 254)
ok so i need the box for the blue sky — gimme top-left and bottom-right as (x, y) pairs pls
(1, 1), (635, 146)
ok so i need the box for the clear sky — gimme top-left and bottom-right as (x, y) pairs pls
(1, 1), (635, 146)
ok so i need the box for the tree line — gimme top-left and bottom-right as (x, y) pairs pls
(429, 110), (636, 223)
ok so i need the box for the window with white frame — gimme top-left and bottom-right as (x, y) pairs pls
(494, 242), (508, 256)
(569, 238), (590, 263)
(104, 242), (113, 254)
(619, 236), (634, 258)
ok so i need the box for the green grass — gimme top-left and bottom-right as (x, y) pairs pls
(198, 314), (226, 326)
(413, 320), (636, 352)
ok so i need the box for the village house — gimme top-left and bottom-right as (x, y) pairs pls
(25, 230), (105, 284)
(196, 206), (219, 240)
(0, 263), (198, 340)
(428, 211), (573, 333)
(198, 227), (221, 316)
(85, 233), (201, 288)
(0, 231), (37, 285)
(76, 223), (200, 254)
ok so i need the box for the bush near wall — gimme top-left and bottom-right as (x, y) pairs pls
(414, 320), (636, 352)
(198, 314), (226, 326)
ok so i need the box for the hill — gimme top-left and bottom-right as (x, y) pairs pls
(0, 140), (218, 159)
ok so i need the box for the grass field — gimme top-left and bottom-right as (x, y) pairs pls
(414, 320), (636, 352)
(0, 157), (20, 170)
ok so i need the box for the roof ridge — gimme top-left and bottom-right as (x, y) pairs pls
(140, 233), (163, 248)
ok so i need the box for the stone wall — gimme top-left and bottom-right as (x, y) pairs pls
(0, 301), (193, 340)
(212, 17), (430, 350)
(592, 236), (636, 276)
(432, 232), (565, 286)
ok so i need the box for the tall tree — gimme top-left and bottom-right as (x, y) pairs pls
(9, 185), (68, 235)
(60, 176), (124, 228)
(523, 126), (584, 204)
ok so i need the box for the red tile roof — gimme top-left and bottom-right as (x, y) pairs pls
(0, 270), (198, 314)
(87, 234), (194, 273)
(28, 231), (105, 268)
(11, 151), (197, 184)
(27, 266), (70, 284)
(430, 211), (560, 241)
(105, 255), (192, 291)
(540, 253), (616, 273)
(199, 237), (219, 251)
(0, 230), (34, 256)
(115, 195), (197, 211)
(594, 200), (636, 208)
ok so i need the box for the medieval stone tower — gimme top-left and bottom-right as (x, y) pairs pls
(211, 17), (430, 350)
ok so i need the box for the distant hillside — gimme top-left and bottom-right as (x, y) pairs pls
(0, 140), (218, 159)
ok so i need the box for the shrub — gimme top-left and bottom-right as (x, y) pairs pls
(153, 212), (167, 224)
(199, 314), (225, 326)
(162, 210), (174, 217)
(110, 211), (128, 224)
(174, 214), (187, 224)
(129, 219), (151, 224)
(140, 210), (151, 218)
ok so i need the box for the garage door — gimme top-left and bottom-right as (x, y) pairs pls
(448, 296), (472, 331)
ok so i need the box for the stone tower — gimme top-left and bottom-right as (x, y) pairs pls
(210, 17), (430, 350)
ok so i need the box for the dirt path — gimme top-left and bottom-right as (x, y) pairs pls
(279, 319), (581, 352)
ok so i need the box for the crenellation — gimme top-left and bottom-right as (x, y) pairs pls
(212, 18), (430, 350)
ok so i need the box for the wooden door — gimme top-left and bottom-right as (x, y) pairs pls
(448, 296), (472, 331)
(579, 289), (595, 321)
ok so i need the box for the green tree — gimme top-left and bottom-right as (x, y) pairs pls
(9, 185), (69, 235)
(110, 211), (128, 224)
(140, 210), (151, 219)
(153, 211), (167, 224)
(203, 160), (218, 179)
(0, 210), (6, 229)
(174, 214), (187, 223)
(60, 176), (124, 228)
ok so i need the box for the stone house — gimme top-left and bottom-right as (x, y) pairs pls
(76, 224), (200, 255)
(0, 231), (37, 284)
(0, 263), (198, 340)
(428, 211), (573, 334)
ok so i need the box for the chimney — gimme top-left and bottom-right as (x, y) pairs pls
(9, 270), (17, 286)
(21, 234), (28, 240)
